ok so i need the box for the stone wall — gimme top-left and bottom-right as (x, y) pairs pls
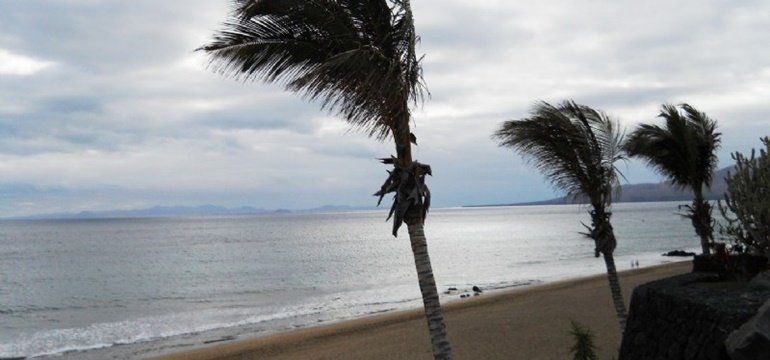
(619, 272), (770, 360)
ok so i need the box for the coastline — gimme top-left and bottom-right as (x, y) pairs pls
(152, 261), (691, 360)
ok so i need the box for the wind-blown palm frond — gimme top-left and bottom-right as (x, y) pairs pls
(681, 104), (721, 187)
(624, 103), (721, 190)
(199, 0), (427, 139)
(493, 101), (625, 208)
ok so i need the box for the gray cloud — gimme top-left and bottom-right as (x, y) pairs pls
(0, 0), (769, 216)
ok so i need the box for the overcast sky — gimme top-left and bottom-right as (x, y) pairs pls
(1, 0), (769, 217)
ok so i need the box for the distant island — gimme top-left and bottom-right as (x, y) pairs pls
(467, 166), (732, 207)
(7, 204), (375, 220)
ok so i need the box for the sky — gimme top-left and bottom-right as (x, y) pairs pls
(0, 0), (769, 217)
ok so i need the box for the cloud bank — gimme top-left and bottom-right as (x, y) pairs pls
(0, 0), (769, 216)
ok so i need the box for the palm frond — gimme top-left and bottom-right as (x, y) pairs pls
(681, 103), (721, 187)
(199, 0), (426, 140)
(625, 103), (721, 190)
(493, 100), (625, 207)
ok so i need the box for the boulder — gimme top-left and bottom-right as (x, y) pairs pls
(472, 286), (482, 293)
(725, 299), (770, 360)
(663, 250), (697, 257)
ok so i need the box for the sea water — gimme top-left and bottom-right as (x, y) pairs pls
(0, 202), (698, 359)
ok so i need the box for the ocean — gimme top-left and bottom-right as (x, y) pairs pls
(0, 202), (698, 359)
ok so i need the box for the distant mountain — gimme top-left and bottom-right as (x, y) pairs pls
(12, 205), (271, 220)
(9, 204), (376, 220)
(469, 166), (733, 207)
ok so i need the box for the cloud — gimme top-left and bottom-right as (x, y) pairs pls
(0, 49), (54, 76)
(0, 0), (769, 216)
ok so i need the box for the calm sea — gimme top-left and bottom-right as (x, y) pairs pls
(0, 202), (697, 359)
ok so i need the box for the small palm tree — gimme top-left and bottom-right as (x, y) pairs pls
(198, 1), (451, 358)
(624, 104), (721, 255)
(494, 100), (629, 330)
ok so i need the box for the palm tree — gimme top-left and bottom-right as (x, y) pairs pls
(624, 104), (721, 255)
(494, 100), (629, 330)
(198, 1), (452, 358)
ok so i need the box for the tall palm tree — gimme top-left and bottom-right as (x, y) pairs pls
(624, 104), (721, 255)
(198, 1), (452, 358)
(494, 101), (629, 331)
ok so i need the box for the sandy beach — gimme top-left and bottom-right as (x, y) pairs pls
(154, 261), (690, 360)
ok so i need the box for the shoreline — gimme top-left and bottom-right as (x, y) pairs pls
(152, 260), (691, 360)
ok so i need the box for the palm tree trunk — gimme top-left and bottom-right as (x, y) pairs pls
(589, 207), (627, 332)
(407, 222), (452, 360)
(692, 189), (712, 255)
(394, 113), (451, 359)
(602, 252), (627, 332)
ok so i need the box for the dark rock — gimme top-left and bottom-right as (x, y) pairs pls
(726, 299), (770, 360)
(663, 250), (697, 257)
(203, 335), (236, 344)
(448, 287), (457, 291)
(619, 272), (770, 360)
(472, 286), (482, 293)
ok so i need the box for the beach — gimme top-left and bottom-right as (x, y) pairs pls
(154, 261), (690, 360)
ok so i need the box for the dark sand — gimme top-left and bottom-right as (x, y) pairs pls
(154, 261), (690, 360)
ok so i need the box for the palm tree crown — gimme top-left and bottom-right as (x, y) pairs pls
(494, 101), (625, 213)
(200, 0), (431, 235)
(624, 104), (721, 191)
(199, 0), (426, 140)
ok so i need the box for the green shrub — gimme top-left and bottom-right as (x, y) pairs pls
(718, 137), (770, 257)
(569, 321), (598, 360)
